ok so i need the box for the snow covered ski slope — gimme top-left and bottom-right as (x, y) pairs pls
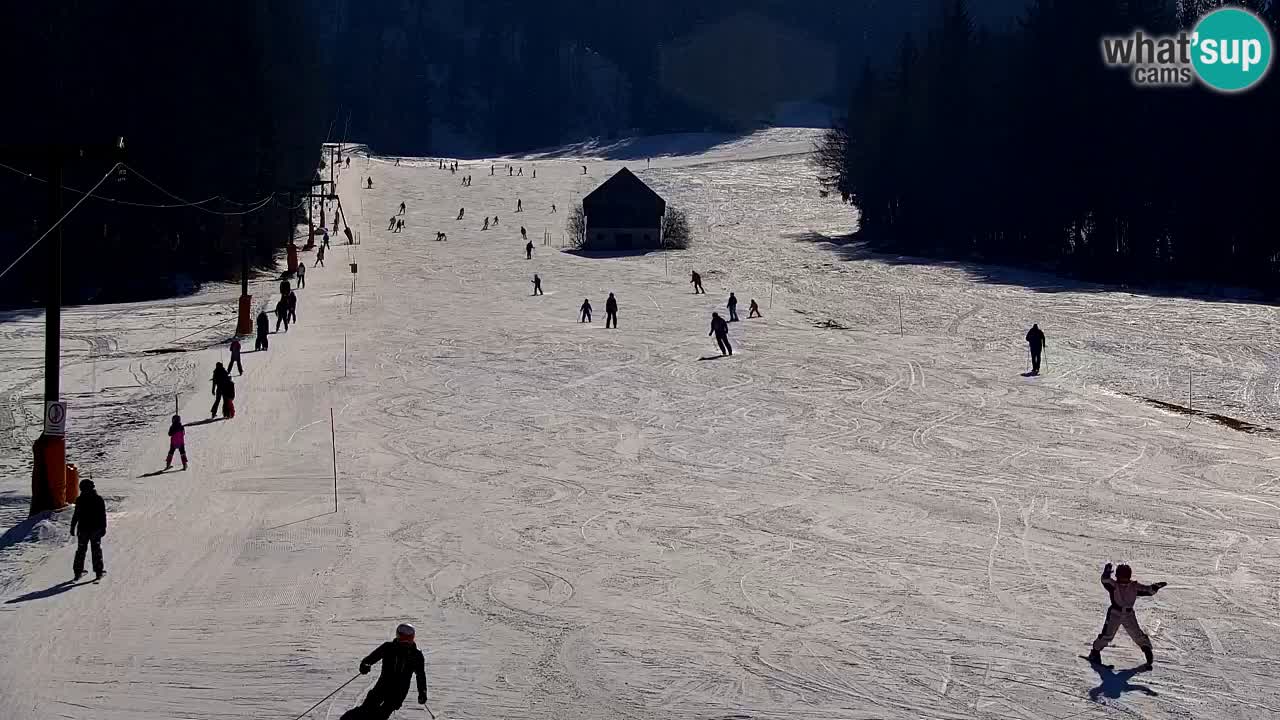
(3, 129), (1280, 719)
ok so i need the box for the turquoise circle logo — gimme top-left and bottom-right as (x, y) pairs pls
(1192, 8), (1273, 92)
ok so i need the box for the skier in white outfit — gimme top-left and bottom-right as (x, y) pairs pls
(1088, 563), (1167, 668)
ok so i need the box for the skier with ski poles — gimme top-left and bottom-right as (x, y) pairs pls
(340, 624), (428, 720)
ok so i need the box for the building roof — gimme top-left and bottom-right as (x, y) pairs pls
(583, 168), (666, 215)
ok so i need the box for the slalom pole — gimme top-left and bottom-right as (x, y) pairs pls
(290, 673), (360, 720)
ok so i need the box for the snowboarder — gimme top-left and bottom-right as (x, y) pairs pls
(366, 177), (373, 189)
(520, 226), (528, 241)
(517, 199), (523, 213)
(605, 293), (618, 329)
(580, 298), (592, 323)
(532, 274), (543, 295)
(211, 362), (231, 417)
(748, 299), (762, 318)
(229, 338), (243, 375)
(525, 240), (534, 260)
(255, 311), (270, 351)
(70, 478), (106, 581)
(482, 217), (490, 231)
(287, 290), (298, 324)
(166, 414), (188, 470)
(296, 262), (306, 289)
(1088, 563), (1167, 669)
(710, 312), (732, 356)
(727, 292), (739, 322)
(315, 244), (326, 267)
(275, 297), (289, 332)
(345, 624), (428, 720)
(457, 208), (465, 221)
(1026, 323), (1046, 376)
(691, 271), (705, 294)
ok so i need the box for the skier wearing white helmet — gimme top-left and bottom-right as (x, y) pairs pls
(343, 624), (427, 720)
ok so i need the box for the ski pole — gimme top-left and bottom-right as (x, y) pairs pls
(291, 673), (361, 720)
(424, 702), (437, 720)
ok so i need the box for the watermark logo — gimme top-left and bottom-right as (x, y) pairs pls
(1101, 7), (1273, 92)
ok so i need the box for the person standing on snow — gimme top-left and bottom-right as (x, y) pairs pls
(229, 338), (243, 375)
(605, 293), (618, 329)
(1088, 563), (1167, 669)
(1026, 323), (1046, 376)
(520, 226), (527, 242)
(315, 244), (325, 267)
(580, 298), (592, 323)
(457, 207), (465, 221)
(70, 479), (107, 581)
(710, 312), (732, 356)
(517, 199), (523, 213)
(220, 376), (236, 419)
(166, 414), (188, 470)
(296, 261), (306, 289)
(287, 290), (298, 325)
(255, 310), (270, 351)
(344, 624), (428, 720)
(275, 297), (288, 332)
(482, 217), (490, 231)
(210, 362), (231, 417)
(388, 216), (397, 231)
(366, 177), (373, 189)
(525, 240), (534, 260)
(399, 201), (406, 215)
(727, 292), (739, 322)
(532, 274), (543, 296)
(748, 299), (762, 318)
(690, 271), (705, 294)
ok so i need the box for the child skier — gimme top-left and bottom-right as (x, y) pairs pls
(1088, 563), (1167, 668)
(229, 338), (243, 375)
(166, 414), (188, 470)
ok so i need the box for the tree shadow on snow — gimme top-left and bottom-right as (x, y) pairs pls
(1086, 661), (1157, 702)
(788, 231), (1279, 306)
(5, 579), (91, 604)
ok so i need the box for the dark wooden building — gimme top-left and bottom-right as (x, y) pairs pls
(582, 168), (666, 250)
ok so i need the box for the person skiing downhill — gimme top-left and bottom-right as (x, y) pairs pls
(691, 271), (705, 294)
(710, 312), (732, 356)
(229, 338), (243, 375)
(605, 293), (618, 329)
(482, 217), (490, 231)
(210, 362), (231, 417)
(532, 274), (543, 296)
(342, 624), (428, 720)
(526, 240), (534, 260)
(727, 292), (739, 322)
(388, 216), (397, 231)
(1088, 563), (1167, 669)
(70, 479), (107, 581)
(166, 414), (188, 470)
(457, 207), (465, 221)
(1026, 323), (1046, 375)
(399, 201), (406, 215)
(748, 299), (762, 318)
(580, 298), (592, 323)
(520, 225), (527, 241)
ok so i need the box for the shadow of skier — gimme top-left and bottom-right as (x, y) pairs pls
(1086, 661), (1157, 702)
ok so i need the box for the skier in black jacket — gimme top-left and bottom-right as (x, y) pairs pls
(1026, 323), (1046, 375)
(255, 310), (270, 351)
(70, 479), (107, 580)
(210, 362), (231, 417)
(710, 312), (732, 356)
(345, 624), (428, 720)
(605, 293), (618, 329)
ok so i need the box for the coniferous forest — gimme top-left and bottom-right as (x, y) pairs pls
(816, 0), (1280, 292)
(3, 1), (1278, 306)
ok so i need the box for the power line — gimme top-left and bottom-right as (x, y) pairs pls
(0, 162), (122, 282)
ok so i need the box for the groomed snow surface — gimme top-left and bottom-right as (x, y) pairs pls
(3, 129), (1280, 719)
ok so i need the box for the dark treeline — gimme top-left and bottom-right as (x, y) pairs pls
(330, 0), (1024, 155)
(818, 0), (1280, 293)
(0, 2), (331, 307)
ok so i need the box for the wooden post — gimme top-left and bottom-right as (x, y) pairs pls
(330, 408), (338, 513)
(899, 295), (904, 337)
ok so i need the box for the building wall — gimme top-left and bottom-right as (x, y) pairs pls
(583, 225), (662, 251)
